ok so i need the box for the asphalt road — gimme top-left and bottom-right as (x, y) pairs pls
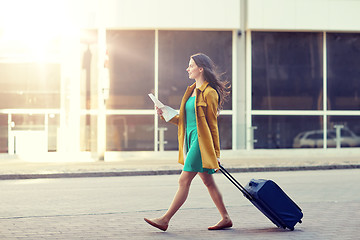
(1, 169), (360, 239)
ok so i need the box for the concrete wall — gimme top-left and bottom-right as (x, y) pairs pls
(78, 0), (242, 29)
(247, 0), (360, 31)
(0, 0), (241, 30)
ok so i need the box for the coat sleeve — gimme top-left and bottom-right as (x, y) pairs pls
(205, 90), (220, 158)
(167, 115), (179, 126)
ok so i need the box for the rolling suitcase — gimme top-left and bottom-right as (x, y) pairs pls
(219, 165), (303, 230)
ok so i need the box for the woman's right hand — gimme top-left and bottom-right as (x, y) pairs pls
(156, 107), (163, 117)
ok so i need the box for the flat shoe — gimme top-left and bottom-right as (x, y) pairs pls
(208, 221), (233, 230)
(144, 218), (168, 231)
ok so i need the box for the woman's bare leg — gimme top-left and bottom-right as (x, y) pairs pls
(198, 172), (232, 229)
(145, 171), (197, 229)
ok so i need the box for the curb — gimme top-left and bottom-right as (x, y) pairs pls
(1, 164), (359, 180)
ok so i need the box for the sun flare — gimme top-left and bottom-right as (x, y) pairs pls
(0, 0), (78, 61)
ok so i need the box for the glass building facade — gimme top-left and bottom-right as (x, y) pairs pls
(105, 30), (233, 152)
(1, 0), (359, 159)
(251, 32), (360, 149)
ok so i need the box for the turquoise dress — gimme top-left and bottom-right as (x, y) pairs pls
(183, 96), (215, 174)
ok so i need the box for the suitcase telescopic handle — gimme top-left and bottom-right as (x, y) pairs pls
(219, 165), (253, 201)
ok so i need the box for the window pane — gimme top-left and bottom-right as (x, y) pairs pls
(252, 32), (323, 110)
(0, 114), (7, 153)
(327, 33), (360, 110)
(160, 120), (178, 151)
(107, 31), (155, 109)
(0, 63), (60, 108)
(0, 29), (60, 59)
(12, 114), (45, 131)
(219, 115), (232, 149)
(253, 116), (322, 149)
(327, 116), (360, 148)
(107, 115), (154, 151)
(158, 31), (232, 110)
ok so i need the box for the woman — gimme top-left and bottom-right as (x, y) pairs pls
(144, 53), (232, 231)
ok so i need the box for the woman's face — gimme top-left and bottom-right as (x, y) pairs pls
(186, 58), (203, 80)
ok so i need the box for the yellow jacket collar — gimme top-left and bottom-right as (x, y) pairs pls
(199, 81), (209, 92)
(188, 81), (209, 92)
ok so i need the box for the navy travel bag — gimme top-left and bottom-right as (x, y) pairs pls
(219, 165), (303, 230)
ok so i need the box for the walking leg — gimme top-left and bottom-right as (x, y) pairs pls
(199, 172), (232, 230)
(144, 171), (197, 231)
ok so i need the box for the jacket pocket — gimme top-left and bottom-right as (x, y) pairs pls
(196, 101), (207, 117)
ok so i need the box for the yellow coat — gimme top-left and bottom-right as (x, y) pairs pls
(168, 81), (220, 170)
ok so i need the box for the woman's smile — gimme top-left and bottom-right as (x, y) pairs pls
(186, 58), (202, 80)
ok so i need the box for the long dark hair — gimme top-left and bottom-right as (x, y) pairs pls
(191, 53), (231, 111)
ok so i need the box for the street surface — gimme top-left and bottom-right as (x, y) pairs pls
(1, 169), (360, 239)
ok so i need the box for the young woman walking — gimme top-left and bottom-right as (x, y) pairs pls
(144, 53), (232, 231)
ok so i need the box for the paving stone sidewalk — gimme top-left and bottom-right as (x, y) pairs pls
(1, 202), (358, 240)
(1, 168), (359, 239)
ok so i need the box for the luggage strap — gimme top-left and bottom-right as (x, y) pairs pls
(219, 165), (253, 201)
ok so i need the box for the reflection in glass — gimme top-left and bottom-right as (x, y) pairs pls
(107, 115), (154, 151)
(9, 114), (47, 154)
(252, 32), (323, 110)
(12, 114), (45, 131)
(327, 116), (360, 148)
(106, 30), (155, 109)
(327, 33), (360, 110)
(80, 114), (97, 152)
(253, 115), (322, 149)
(0, 114), (7, 153)
(159, 120), (178, 151)
(218, 115), (232, 149)
(81, 29), (98, 110)
(0, 63), (60, 108)
(158, 31), (232, 110)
